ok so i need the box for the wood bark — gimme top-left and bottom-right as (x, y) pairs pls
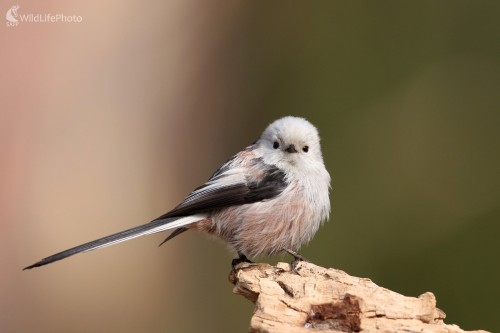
(229, 262), (488, 333)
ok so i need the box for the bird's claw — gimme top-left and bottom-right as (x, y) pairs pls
(285, 249), (309, 274)
(231, 254), (253, 271)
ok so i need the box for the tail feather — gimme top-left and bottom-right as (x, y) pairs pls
(23, 214), (205, 270)
(158, 227), (188, 247)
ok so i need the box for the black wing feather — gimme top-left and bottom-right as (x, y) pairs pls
(155, 164), (287, 219)
(156, 162), (288, 246)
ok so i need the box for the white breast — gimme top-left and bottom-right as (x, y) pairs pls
(212, 174), (330, 258)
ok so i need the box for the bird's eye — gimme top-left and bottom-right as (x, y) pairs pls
(273, 141), (280, 149)
(302, 146), (309, 153)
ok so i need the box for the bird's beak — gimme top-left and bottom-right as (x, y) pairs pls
(285, 144), (298, 153)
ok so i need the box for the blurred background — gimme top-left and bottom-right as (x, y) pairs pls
(1, 1), (499, 332)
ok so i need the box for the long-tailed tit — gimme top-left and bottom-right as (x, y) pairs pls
(24, 116), (331, 270)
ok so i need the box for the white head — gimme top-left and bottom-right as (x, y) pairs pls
(256, 116), (327, 177)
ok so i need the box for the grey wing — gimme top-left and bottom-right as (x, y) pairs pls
(154, 158), (288, 220)
(154, 157), (288, 245)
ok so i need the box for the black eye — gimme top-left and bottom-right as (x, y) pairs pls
(302, 146), (309, 153)
(273, 141), (279, 149)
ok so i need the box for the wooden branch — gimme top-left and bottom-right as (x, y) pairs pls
(229, 262), (489, 333)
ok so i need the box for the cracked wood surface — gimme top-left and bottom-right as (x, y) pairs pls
(229, 262), (489, 333)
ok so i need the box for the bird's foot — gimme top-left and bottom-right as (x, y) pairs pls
(231, 254), (253, 271)
(285, 249), (309, 274)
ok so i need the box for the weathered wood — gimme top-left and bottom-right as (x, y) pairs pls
(229, 262), (488, 333)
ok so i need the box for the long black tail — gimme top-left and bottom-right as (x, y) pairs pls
(23, 216), (187, 270)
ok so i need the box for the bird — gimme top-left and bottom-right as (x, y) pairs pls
(23, 116), (331, 271)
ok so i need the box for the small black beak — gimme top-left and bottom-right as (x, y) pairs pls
(285, 144), (298, 153)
